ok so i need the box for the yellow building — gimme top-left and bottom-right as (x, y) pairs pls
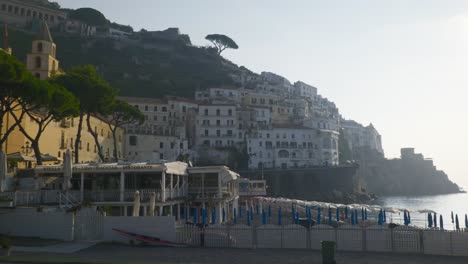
(1, 22), (124, 164)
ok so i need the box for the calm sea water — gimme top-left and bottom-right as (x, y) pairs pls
(373, 192), (468, 229)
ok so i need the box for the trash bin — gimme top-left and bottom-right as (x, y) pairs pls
(321, 240), (336, 264)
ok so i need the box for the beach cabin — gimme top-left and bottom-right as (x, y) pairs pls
(187, 166), (239, 223)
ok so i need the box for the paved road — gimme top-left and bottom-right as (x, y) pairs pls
(2, 244), (468, 264)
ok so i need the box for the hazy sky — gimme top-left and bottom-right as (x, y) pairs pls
(56, 0), (468, 188)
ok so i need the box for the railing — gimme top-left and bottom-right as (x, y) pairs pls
(176, 224), (468, 256)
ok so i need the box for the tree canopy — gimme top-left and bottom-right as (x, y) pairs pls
(205, 34), (239, 55)
(53, 65), (117, 162)
(68, 8), (108, 26)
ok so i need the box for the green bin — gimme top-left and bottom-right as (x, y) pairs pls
(321, 240), (336, 264)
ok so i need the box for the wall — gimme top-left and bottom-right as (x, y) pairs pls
(0, 207), (74, 241)
(103, 216), (176, 243)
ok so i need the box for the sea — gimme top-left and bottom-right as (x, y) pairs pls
(372, 192), (468, 230)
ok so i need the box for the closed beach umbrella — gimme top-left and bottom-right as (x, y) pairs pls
(268, 205), (272, 218)
(262, 208), (266, 225)
(355, 209), (359, 225)
(307, 207), (312, 226)
(132, 191), (140, 217)
(212, 208), (216, 224)
(296, 211), (300, 224)
(336, 208), (340, 221)
(433, 213), (437, 228)
(292, 204), (296, 220)
(202, 208), (207, 226)
(378, 210), (383, 225)
(408, 211), (411, 224)
(365, 208), (368, 220)
(351, 211), (355, 225)
(451, 211), (454, 223)
(345, 207), (348, 219)
(63, 149), (73, 191)
(428, 212), (433, 228)
(328, 207), (332, 225)
(278, 207), (282, 225)
(247, 210), (251, 226)
(383, 210), (386, 222)
(465, 214), (468, 229)
(148, 192), (156, 216)
(361, 208), (365, 221)
(317, 207), (321, 225)
(404, 211), (408, 225)
(193, 208), (198, 224)
(222, 207), (226, 223)
(234, 208), (237, 224)
(456, 214), (460, 230)
(440, 215), (444, 230)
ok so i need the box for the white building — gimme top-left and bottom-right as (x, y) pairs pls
(341, 120), (384, 156)
(294, 81), (317, 99)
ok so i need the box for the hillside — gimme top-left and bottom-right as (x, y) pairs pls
(6, 26), (240, 98)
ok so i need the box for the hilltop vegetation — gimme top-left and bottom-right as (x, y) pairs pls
(7, 27), (239, 99)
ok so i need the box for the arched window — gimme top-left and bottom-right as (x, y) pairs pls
(35, 56), (41, 68)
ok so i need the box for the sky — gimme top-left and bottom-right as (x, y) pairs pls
(55, 0), (468, 188)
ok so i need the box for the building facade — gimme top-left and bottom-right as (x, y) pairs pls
(0, 0), (66, 27)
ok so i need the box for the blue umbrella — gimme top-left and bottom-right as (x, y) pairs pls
(378, 210), (383, 225)
(268, 205), (272, 218)
(222, 207), (226, 223)
(456, 214), (460, 230)
(202, 208), (206, 226)
(336, 208), (340, 222)
(465, 214), (468, 229)
(247, 210), (251, 226)
(355, 209), (359, 225)
(212, 208), (216, 224)
(433, 213), (437, 228)
(185, 207), (189, 224)
(351, 210), (355, 225)
(361, 208), (365, 221)
(317, 207), (322, 225)
(407, 211), (411, 224)
(292, 204), (296, 220)
(345, 207), (349, 219)
(193, 208), (197, 224)
(328, 207), (332, 225)
(262, 208), (267, 225)
(307, 207), (312, 226)
(239, 206), (242, 218)
(296, 211), (300, 224)
(278, 207), (282, 225)
(428, 212), (432, 228)
(440, 214), (444, 230)
(364, 208), (368, 220)
(404, 211), (408, 225)
(233, 208), (237, 224)
(451, 211), (454, 223)
(383, 210), (386, 223)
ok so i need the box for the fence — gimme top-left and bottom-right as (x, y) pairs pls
(175, 223), (468, 256)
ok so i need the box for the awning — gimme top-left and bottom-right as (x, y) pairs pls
(7, 152), (36, 162)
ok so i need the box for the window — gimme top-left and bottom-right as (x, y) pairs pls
(70, 138), (74, 149)
(129, 135), (137, 146)
(87, 142), (90, 152)
(216, 120), (221, 126)
(267, 133), (270, 139)
(26, 10), (31, 16)
(154, 106), (158, 111)
(228, 109), (232, 116)
(145, 105), (148, 111)
(170, 142), (174, 149)
(160, 153), (164, 159)
(8, 5), (12, 12)
(58, 151), (61, 158)
(171, 104), (174, 109)
(14, 6), (18, 14)
(216, 109), (220, 116)
(203, 140), (210, 146)
(35, 56), (41, 68)
(20, 8), (24, 16)
(134, 105), (139, 109)
(204, 130), (208, 136)
(179, 143), (184, 149)
(163, 116), (166, 121)
(204, 109), (208, 115)
(216, 130), (220, 137)
(227, 130), (232, 136)
(162, 107), (167, 112)
(1, 4), (6, 11)
(259, 141), (262, 147)
(32, 11), (36, 17)
(154, 116), (158, 121)
(160, 142), (164, 148)
(182, 106), (186, 112)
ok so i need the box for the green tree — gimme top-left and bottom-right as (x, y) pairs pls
(106, 99), (144, 161)
(0, 51), (29, 150)
(11, 80), (79, 165)
(205, 34), (239, 55)
(53, 65), (117, 162)
(68, 8), (108, 26)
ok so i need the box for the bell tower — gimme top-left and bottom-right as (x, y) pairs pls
(26, 22), (59, 80)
